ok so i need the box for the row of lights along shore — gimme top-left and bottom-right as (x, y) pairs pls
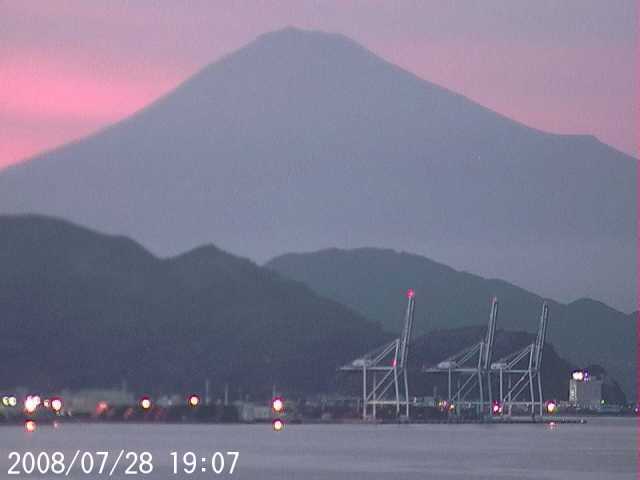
(137, 394), (201, 411)
(9, 393), (287, 433)
(6, 393), (207, 433)
(2, 394), (64, 413)
(490, 399), (557, 416)
(2, 395), (65, 433)
(135, 395), (287, 432)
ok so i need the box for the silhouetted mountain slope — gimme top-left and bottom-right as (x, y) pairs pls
(0, 28), (634, 311)
(267, 248), (636, 399)
(0, 215), (388, 396)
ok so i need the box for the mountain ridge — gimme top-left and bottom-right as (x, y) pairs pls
(269, 246), (633, 311)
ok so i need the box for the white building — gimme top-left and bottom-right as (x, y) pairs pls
(569, 371), (602, 409)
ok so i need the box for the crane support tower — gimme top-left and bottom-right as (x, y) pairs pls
(340, 289), (416, 420)
(423, 297), (499, 416)
(490, 302), (549, 417)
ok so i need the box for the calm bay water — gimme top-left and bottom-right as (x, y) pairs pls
(0, 418), (635, 479)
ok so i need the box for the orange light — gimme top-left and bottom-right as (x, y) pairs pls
(24, 396), (38, 414)
(24, 420), (37, 433)
(139, 397), (152, 410)
(188, 395), (200, 408)
(96, 401), (109, 415)
(50, 397), (63, 413)
(546, 401), (557, 414)
(572, 371), (585, 381)
(272, 397), (284, 413)
(272, 418), (285, 432)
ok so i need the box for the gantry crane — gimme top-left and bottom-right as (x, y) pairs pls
(490, 302), (549, 417)
(340, 289), (416, 419)
(423, 297), (499, 415)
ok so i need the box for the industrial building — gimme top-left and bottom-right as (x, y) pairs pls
(569, 371), (602, 409)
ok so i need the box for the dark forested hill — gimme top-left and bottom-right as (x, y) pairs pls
(0, 215), (388, 397)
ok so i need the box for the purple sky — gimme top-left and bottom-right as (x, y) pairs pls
(1, 0), (637, 169)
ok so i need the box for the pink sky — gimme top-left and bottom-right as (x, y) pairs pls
(1, 1), (637, 169)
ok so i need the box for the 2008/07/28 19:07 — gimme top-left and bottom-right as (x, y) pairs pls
(7, 451), (240, 476)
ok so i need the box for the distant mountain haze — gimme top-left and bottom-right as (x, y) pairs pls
(267, 247), (636, 400)
(0, 28), (635, 311)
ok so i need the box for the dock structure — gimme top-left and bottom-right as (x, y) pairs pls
(490, 302), (549, 417)
(423, 297), (499, 415)
(340, 289), (416, 420)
